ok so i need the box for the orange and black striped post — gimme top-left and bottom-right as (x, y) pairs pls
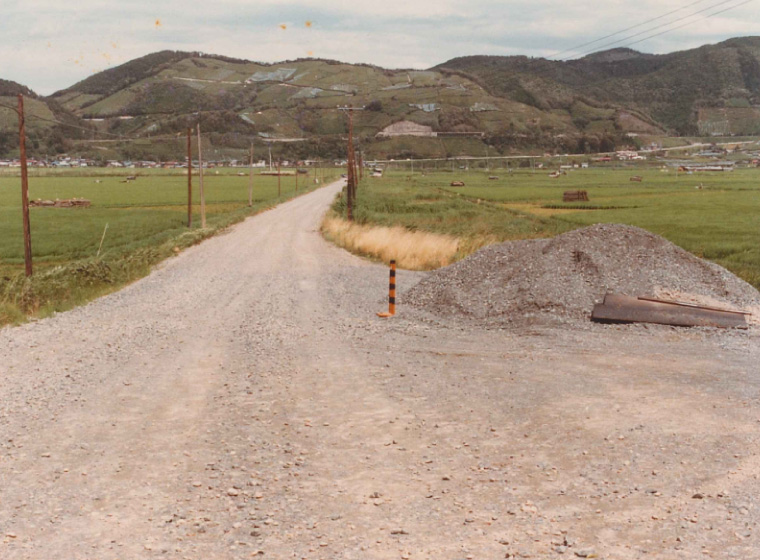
(377, 260), (396, 318)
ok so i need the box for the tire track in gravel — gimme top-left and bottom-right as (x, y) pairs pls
(0, 180), (366, 558)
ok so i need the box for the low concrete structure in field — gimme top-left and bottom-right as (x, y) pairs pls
(376, 121), (436, 138)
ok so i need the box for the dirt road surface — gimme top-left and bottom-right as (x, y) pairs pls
(1, 181), (758, 559)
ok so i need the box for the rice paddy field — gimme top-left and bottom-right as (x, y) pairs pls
(0, 167), (337, 324)
(332, 166), (760, 289)
(3, 163), (759, 326)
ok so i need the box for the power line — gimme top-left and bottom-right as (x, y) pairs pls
(0, 101), (20, 114)
(547, 0), (714, 59)
(561, 0), (750, 60)
(0, 101), (169, 141)
(0, 101), (222, 143)
(0, 100), (354, 148)
(435, 0), (755, 121)
(619, 0), (755, 52)
(0, 101), (118, 137)
(29, 113), (190, 141)
(1, 100), (355, 144)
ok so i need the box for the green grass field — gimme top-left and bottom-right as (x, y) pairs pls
(338, 167), (760, 288)
(0, 167), (337, 325)
(4, 164), (758, 326)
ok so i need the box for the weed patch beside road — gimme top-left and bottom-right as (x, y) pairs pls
(321, 212), (458, 270)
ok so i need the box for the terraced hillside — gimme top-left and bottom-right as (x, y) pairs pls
(51, 52), (574, 156)
(2, 37), (759, 160)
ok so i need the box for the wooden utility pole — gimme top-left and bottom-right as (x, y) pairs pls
(18, 95), (32, 276)
(248, 143), (254, 207)
(338, 105), (365, 220)
(197, 124), (206, 228)
(277, 160), (281, 197)
(17, 94), (32, 276)
(346, 109), (354, 221)
(187, 128), (192, 227)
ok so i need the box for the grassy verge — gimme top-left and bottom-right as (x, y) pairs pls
(328, 168), (760, 290)
(0, 168), (339, 327)
(328, 172), (571, 261)
(321, 211), (459, 270)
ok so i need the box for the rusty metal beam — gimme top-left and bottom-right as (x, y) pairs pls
(591, 293), (748, 329)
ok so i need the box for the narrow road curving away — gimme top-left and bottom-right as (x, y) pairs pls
(1, 180), (758, 559)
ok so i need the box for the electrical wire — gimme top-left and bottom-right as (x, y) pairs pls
(0, 100), (176, 140)
(0, 101), (20, 114)
(1, 96), (357, 144)
(0, 101), (356, 148)
(617, 0), (755, 52)
(0, 101), (231, 143)
(561, 0), (751, 60)
(546, 0), (715, 59)
(433, 0), (754, 114)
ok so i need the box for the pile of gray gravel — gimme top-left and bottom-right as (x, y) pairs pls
(404, 224), (760, 326)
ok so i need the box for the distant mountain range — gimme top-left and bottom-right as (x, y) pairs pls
(437, 37), (760, 136)
(1, 37), (759, 160)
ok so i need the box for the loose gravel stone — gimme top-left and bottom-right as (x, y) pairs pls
(405, 224), (760, 327)
(0, 182), (757, 560)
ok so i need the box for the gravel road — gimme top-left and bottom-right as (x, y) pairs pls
(1, 180), (758, 559)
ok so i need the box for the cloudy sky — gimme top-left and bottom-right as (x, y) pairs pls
(2, 0), (757, 95)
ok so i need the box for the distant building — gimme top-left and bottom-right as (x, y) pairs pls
(616, 150), (640, 160)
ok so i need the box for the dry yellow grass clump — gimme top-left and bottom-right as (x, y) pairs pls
(322, 214), (459, 270)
